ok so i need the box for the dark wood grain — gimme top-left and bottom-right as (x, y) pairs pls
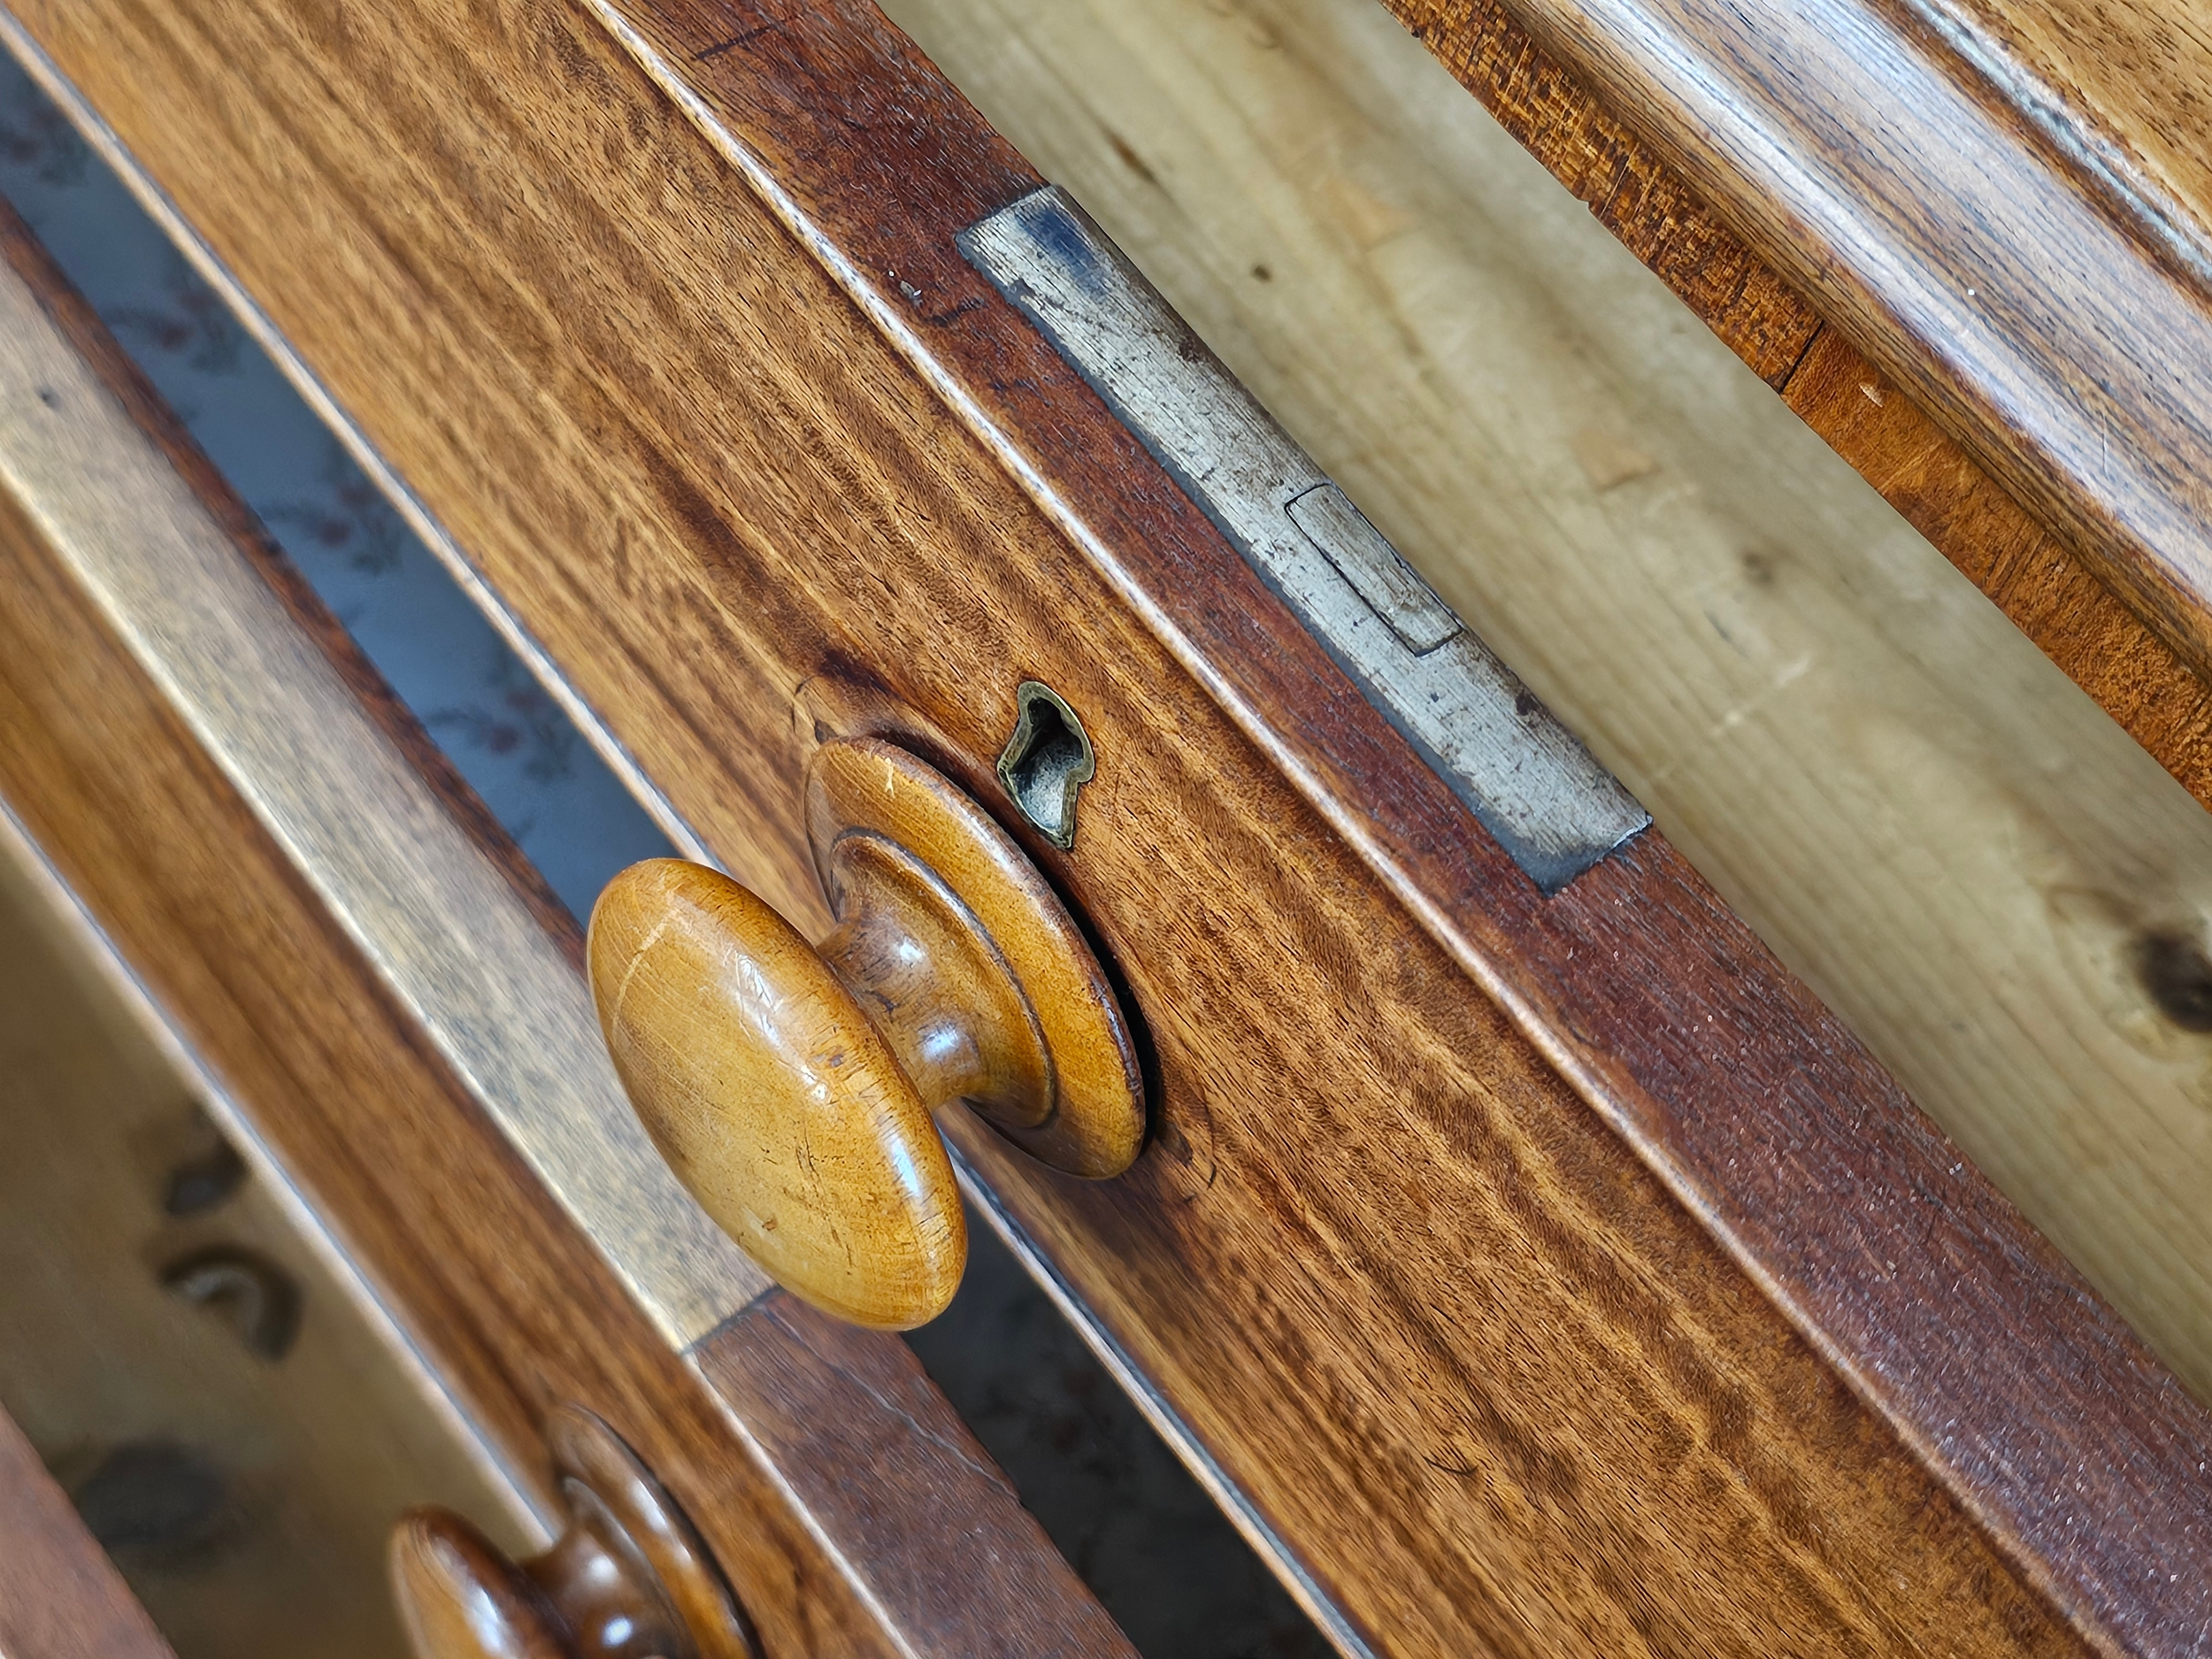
(1379, 0), (2212, 813)
(0, 1400), (175, 1659)
(17, 0), (2212, 1651)
(1900, 0), (2212, 287)
(0, 196), (1130, 1659)
(1382, 0), (1823, 388)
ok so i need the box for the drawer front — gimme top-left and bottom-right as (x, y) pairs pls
(0, 198), (1129, 1658)
(7, 2), (2208, 1655)
(0, 1395), (173, 1659)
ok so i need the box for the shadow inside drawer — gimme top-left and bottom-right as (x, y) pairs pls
(0, 48), (1327, 1659)
(0, 837), (534, 1658)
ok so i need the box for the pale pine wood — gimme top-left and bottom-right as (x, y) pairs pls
(1378, 0), (2212, 810)
(878, 0), (2212, 1400)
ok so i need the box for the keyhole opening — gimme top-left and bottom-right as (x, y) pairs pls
(995, 681), (1094, 850)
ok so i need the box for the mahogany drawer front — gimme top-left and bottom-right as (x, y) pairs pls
(6, 3), (2211, 1657)
(0, 202), (1131, 1657)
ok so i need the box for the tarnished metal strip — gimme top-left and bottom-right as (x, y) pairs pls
(961, 186), (1649, 893)
(0, 254), (769, 1348)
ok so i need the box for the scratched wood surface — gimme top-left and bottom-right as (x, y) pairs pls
(881, 0), (2212, 1467)
(19, 1), (2212, 1651)
(1898, 0), (2212, 288)
(0, 198), (1132, 1659)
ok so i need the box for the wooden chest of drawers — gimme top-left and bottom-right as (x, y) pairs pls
(3, 0), (2210, 1654)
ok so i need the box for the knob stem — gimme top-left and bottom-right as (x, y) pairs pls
(588, 737), (1143, 1328)
(814, 831), (1050, 1128)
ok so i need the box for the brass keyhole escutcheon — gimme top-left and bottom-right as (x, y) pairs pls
(588, 736), (1142, 1330)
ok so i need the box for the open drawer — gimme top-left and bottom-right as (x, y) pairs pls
(4, 1), (2210, 1655)
(0, 201), (1133, 1655)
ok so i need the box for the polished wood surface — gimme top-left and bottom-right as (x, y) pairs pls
(594, 858), (972, 1329)
(392, 1517), (574, 1659)
(882, 0), (2212, 1496)
(0, 1398), (174, 1659)
(805, 735), (1144, 1181)
(1379, 0), (2212, 771)
(21, 1), (2211, 1650)
(1931, 0), (2212, 257)
(1377, 0), (2212, 811)
(590, 742), (1139, 1329)
(0, 198), (1131, 1658)
(391, 1405), (756, 1659)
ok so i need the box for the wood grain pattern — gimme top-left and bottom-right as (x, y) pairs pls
(1778, 327), (2212, 802)
(593, 856), (974, 1331)
(23, 0), (2212, 1651)
(0, 206), (768, 1352)
(1909, 0), (2212, 281)
(692, 1292), (1140, 1659)
(1381, 0), (1823, 388)
(880, 0), (2212, 1480)
(0, 1399), (175, 1659)
(1375, 0), (2212, 812)
(0, 196), (1131, 1659)
(590, 742), (1140, 1330)
(1377, 0), (2212, 745)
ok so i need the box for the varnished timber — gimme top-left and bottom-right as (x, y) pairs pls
(17, 0), (2212, 1650)
(0, 200), (1133, 1659)
(0, 1399), (175, 1659)
(1915, 0), (2212, 262)
(590, 742), (1140, 1330)
(14, 0), (2209, 1649)
(1375, 0), (2212, 810)
(593, 858), (975, 1330)
(1379, 0), (2212, 775)
(1778, 330), (2212, 790)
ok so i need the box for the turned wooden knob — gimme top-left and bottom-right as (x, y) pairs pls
(388, 1405), (755, 1659)
(588, 736), (1142, 1329)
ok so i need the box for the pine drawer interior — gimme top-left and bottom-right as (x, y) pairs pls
(878, 0), (2212, 1404)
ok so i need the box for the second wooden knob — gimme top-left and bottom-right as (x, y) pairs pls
(588, 736), (1142, 1329)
